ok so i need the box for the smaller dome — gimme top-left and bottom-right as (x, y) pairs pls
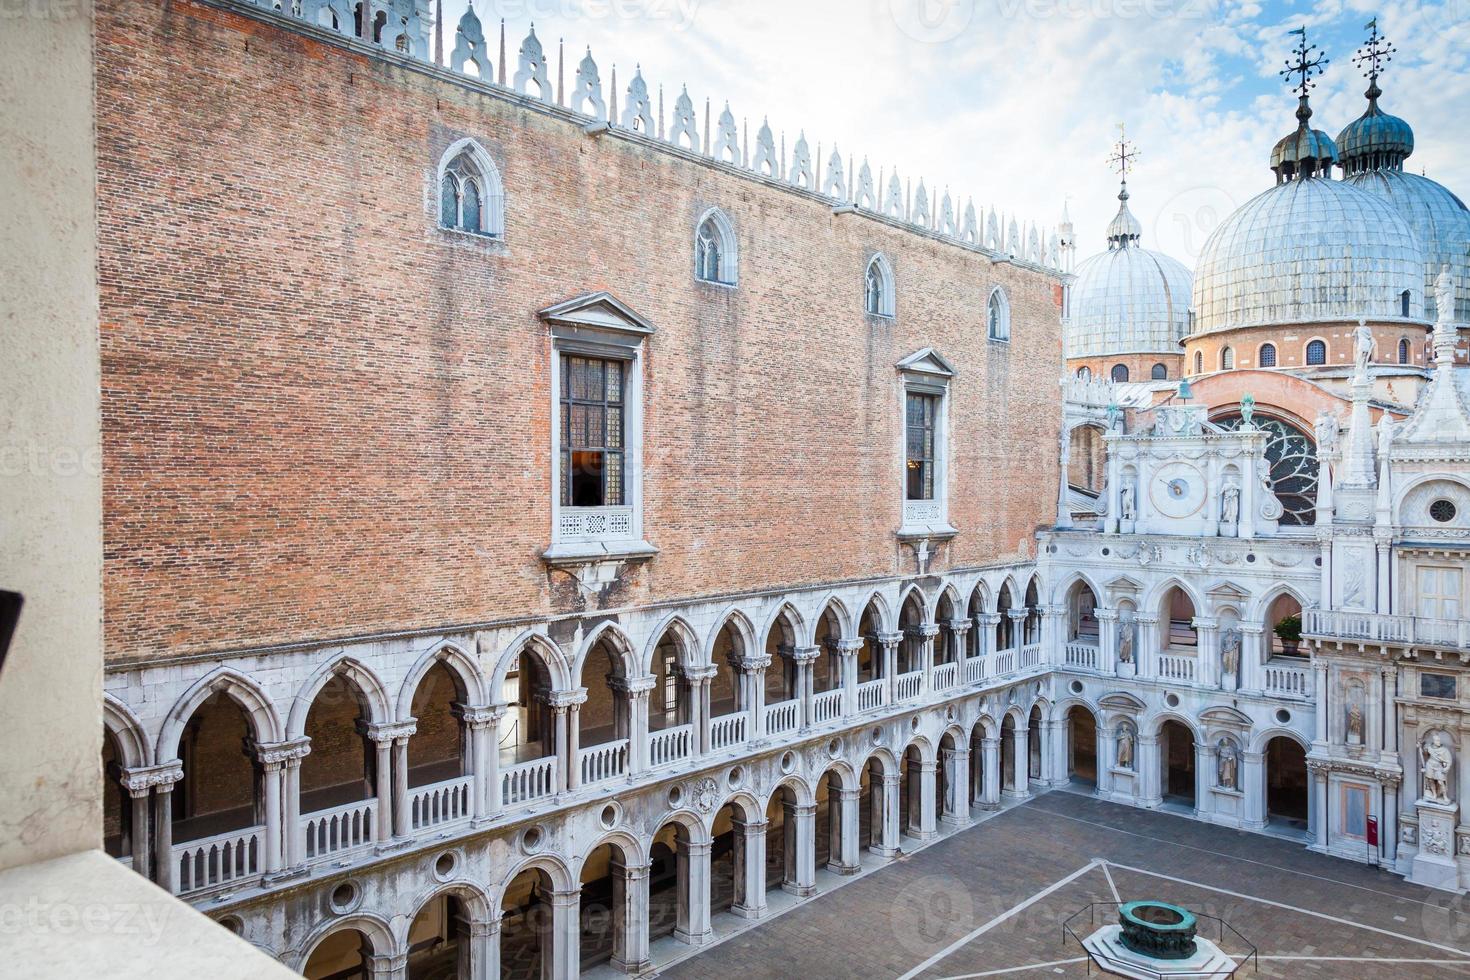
(1337, 82), (1414, 175)
(1271, 98), (1339, 182)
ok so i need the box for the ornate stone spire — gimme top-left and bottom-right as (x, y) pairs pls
(1105, 124), (1142, 248)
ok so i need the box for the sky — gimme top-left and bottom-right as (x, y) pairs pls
(434, 0), (1470, 268)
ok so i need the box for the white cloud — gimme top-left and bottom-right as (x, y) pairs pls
(438, 0), (1470, 269)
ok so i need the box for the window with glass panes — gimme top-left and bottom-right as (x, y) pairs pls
(560, 355), (625, 507)
(905, 392), (937, 501)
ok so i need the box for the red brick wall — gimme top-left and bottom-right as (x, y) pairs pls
(96, 0), (1063, 662)
(1183, 321), (1427, 373)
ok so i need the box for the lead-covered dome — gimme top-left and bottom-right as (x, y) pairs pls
(1346, 169), (1470, 323)
(1192, 176), (1427, 334)
(1065, 186), (1193, 358)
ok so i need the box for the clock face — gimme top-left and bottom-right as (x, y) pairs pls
(1150, 462), (1207, 519)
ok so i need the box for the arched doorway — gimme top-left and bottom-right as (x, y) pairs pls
(1067, 707), (1098, 785)
(578, 636), (633, 787)
(763, 610), (802, 734)
(1266, 736), (1309, 831)
(856, 600), (885, 685)
(304, 927), (376, 980)
(500, 866), (553, 979)
(406, 893), (470, 979)
(649, 818), (712, 948)
(407, 661), (470, 829)
(173, 691), (264, 890)
(579, 840), (644, 973)
(765, 782), (812, 897)
(1159, 720), (1196, 809)
(709, 620), (748, 750)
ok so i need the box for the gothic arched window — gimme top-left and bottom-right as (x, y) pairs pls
(1151, 363), (1168, 380)
(865, 255), (895, 318)
(1076, 366), (1092, 382)
(1306, 339), (1327, 366)
(1216, 413), (1319, 526)
(437, 141), (504, 237)
(1194, 350), (1203, 375)
(695, 209), (737, 285)
(987, 287), (1010, 341)
(1259, 343), (1277, 367)
(1110, 364), (1129, 383)
(1399, 337), (1410, 364)
(1220, 346), (1234, 370)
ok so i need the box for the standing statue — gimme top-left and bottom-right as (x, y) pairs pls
(1217, 739), (1238, 790)
(1220, 628), (1241, 679)
(1314, 411), (1340, 454)
(1423, 734), (1455, 805)
(1239, 393), (1256, 427)
(1116, 727), (1135, 770)
(1105, 400), (1123, 431)
(1346, 700), (1365, 746)
(1117, 617), (1135, 664)
(1376, 415), (1396, 462)
(1353, 319), (1377, 379)
(1120, 483), (1137, 522)
(1221, 482), (1241, 526)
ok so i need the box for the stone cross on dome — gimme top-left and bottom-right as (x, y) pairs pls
(1352, 17), (1395, 91)
(1104, 124), (1143, 248)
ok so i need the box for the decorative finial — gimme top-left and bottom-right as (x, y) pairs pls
(1352, 17), (1394, 106)
(1281, 26), (1329, 101)
(1107, 122), (1140, 198)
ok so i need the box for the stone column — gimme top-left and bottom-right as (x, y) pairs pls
(791, 645), (820, 730)
(547, 888), (581, 980)
(1238, 624), (1265, 694)
(364, 953), (406, 980)
(950, 620), (972, 667)
(1042, 605), (1068, 666)
(468, 918), (499, 980)
(1137, 734), (1162, 808)
(914, 760), (939, 839)
(877, 772), (903, 856)
(257, 754), (284, 875)
(976, 614), (1000, 664)
(730, 817), (768, 918)
(359, 721), (402, 846)
(1311, 766), (1329, 850)
(1007, 610), (1027, 651)
(836, 638), (863, 716)
(1134, 614), (1159, 678)
(686, 666), (717, 756)
(624, 676), (656, 774)
(1382, 785), (1399, 864)
(1194, 741), (1215, 818)
(1242, 751), (1266, 829)
(913, 624), (939, 690)
(981, 734), (1005, 811)
(485, 706), (506, 816)
(1381, 667), (1400, 757)
(738, 655), (771, 742)
(1096, 727), (1115, 797)
(610, 859), (651, 975)
(392, 733), (412, 839)
(1096, 608), (1119, 674)
(124, 782), (153, 880)
(544, 689), (582, 793)
(1047, 719), (1069, 787)
(455, 705), (500, 822)
(878, 631), (902, 702)
(1313, 664), (1330, 746)
(833, 787), (863, 873)
(1005, 726), (1031, 799)
(153, 777), (178, 892)
(1194, 617), (1219, 689)
(942, 746), (971, 826)
(785, 801), (817, 896)
(674, 838), (714, 945)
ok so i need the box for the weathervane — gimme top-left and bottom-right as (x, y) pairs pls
(1352, 18), (1394, 86)
(1108, 122), (1140, 184)
(1280, 26), (1329, 98)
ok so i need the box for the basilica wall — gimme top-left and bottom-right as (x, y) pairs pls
(95, 0), (1063, 664)
(1182, 320), (1429, 375)
(1066, 352), (1183, 384)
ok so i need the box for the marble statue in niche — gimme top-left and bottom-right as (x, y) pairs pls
(1423, 734), (1454, 805)
(1220, 628), (1241, 682)
(1216, 738), (1239, 790)
(1117, 615), (1136, 665)
(1221, 481), (1241, 527)
(1116, 725), (1135, 770)
(1120, 482), (1137, 522)
(1345, 687), (1365, 746)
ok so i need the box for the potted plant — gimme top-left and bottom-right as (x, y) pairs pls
(1274, 614), (1303, 656)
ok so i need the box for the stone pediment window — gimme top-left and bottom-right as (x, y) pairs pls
(897, 349), (958, 546)
(540, 293), (658, 577)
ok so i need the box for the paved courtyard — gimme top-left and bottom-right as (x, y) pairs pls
(660, 790), (1470, 979)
